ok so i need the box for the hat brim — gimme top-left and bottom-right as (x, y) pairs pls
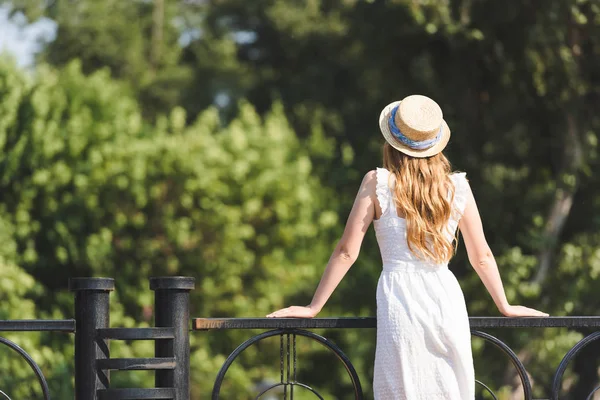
(379, 100), (451, 158)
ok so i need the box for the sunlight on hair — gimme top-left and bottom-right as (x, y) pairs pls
(382, 142), (458, 264)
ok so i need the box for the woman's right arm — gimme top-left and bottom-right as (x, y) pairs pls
(459, 183), (549, 317)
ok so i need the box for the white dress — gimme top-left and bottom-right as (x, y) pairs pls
(372, 168), (475, 400)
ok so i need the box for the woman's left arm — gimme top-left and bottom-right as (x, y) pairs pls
(267, 170), (377, 318)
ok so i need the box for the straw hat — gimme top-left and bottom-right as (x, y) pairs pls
(379, 94), (451, 158)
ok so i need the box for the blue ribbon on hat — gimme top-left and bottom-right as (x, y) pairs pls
(388, 105), (443, 150)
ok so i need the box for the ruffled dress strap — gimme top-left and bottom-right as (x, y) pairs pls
(375, 167), (393, 217)
(451, 172), (470, 217)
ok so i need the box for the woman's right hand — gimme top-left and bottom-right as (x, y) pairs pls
(266, 305), (319, 319)
(500, 305), (549, 317)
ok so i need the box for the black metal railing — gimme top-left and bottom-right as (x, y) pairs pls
(0, 319), (75, 400)
(70, 277), (195, 400)
(1, 277), (599, 399)
(193, 317), (600, 400)
(1, 277), (195, 400)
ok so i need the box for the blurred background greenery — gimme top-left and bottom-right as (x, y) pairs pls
(0, 0), (599, 398)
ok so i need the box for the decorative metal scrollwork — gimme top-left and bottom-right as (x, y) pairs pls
(475, 379), (498, 400)
(585, 385), (600, 400)
(551, 331), (600, 400)
(212, 329), (363, 400)
(0, 336), (51, 400)
(471, 330), (533, 400)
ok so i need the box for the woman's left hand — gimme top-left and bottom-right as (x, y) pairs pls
(266, 305), (318, 318)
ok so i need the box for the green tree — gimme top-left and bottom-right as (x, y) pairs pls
(0, 58), (343, 397)
(0, 210), (74, 399)
(189, 0), (600, 397)
(4, 0), (600, 397)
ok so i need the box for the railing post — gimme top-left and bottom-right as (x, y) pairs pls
(69, 277), (114, 400)
(150, 276), (195, 400)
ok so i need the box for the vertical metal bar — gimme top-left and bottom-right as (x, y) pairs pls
(287, 333), (292, 399)
(281, 334), (287, 399)
(293, 333), (297, 382)
(150, 277), (195, 400)
(69, 278), (114, 400)
(280, 334), (284, 384)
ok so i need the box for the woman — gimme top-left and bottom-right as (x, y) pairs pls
(267, 94), (548, 399)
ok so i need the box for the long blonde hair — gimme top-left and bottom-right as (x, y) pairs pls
(382, 142), (456, 264)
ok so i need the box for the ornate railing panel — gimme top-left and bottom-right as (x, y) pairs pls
(194, 316), (600, 400)
(211, 328), (363, 400)
(0, 319), (75, 400)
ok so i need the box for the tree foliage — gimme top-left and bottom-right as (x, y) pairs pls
(190, 2), (600, 395)
(2, 0), (600, 398)
(0, 59), (342, 398)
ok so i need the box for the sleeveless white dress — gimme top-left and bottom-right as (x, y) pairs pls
(372, 168), (475, 400)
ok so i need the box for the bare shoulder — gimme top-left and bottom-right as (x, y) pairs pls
(361, 170), (378, 192)
(363, 169), (377, 183)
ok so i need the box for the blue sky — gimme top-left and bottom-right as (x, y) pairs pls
(0, 4), (56, 67)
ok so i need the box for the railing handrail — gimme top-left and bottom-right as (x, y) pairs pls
(0, 319), (76, 332)
(193, 316), (600, 330)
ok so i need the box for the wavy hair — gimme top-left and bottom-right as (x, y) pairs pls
(382, 142), (457, 264)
